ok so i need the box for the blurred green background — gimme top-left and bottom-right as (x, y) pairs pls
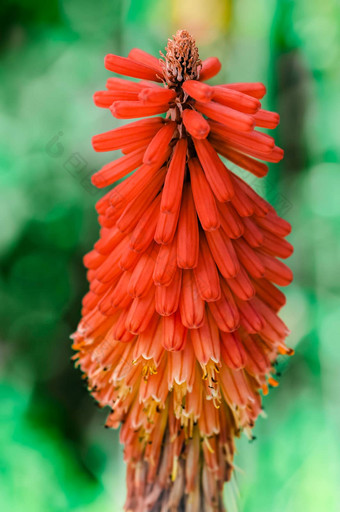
(1, 0), (340, 511)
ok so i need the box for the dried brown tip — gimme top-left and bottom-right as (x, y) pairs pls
(161, 29), (201, 86)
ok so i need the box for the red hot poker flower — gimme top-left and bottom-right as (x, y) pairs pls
(73, 30), (294, 512)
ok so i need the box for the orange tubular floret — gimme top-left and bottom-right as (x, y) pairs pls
(162, 311), (187, 351)
(83, 249), (105, 270)
(168, 342), (196, 391)
(94, 237), (129, 282)
(105, 54), (163, 82)
(242, 216), (264, 248)
(110, 272), (132, 309)
(223, 82), (267, 99)
(128, 248), (157, 298)
(252, 278), (286, 312)
(92, 147), (145, 188)
(190, 309), (220, 365)
(220, 331), (247, 370)
(253, 109), (280, 129)
(205, 229), (240, 279)
(110, 156), (170, 209)
(237, 297), (265, 334)
(130, 195), (161, 253)
(155, 268), (182, 316)
(234, 238), (265, 279)
(94, 227), (125, 255)
(116, 168), (165, 233)
(199, 57), (222, 81)
(243, 338), (270, 376)
(227, 267), (255, 301)
(253, 297), (289, 340)
(261, 231), (293, 259)
(110, 101), (170, 119)
(182, 109), (210, 139)
(106, 76), (144, 92)
(233, 176), (271, 217)
(182, 80), (213, 102)
(92, 117), (163, 152)
(179, 270), (205, 328)
(217, 201), (244, 239)
(210, 135), (284, 164)
(209, 120), (275, 153)
(260, 252), (293, 286)
(161, 138), (188, 214)
(93, 90), (139, 108)
(132, 315), (163, 365)
(215, 146), (269, 178)
(194, 234), (221, 302)
(125, 287), (155, 335)
(121, 137), (153, 155)
(154, 202), (180, 245)
(193, 138), (234, 202)
(212, 86), (261, 114)
(153, 234), (178, 286)
(208, 280), (240, 333)
(128, 48), (163, 73)
(139, 87), (177, 104)
(188, 158), (219, 231)
(143, 121), (177, 164)
(177, 184), (199, 269)
(196, 100), (254, 132)
(119, 245), (141, 271)
(255, 211), (291, 237)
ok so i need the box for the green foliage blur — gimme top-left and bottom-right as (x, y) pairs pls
(0, 0), (339, 511)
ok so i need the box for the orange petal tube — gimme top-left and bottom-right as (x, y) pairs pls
(73, 29), (293, 512)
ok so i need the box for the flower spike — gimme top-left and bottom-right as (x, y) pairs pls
(73, 29), (293, 512)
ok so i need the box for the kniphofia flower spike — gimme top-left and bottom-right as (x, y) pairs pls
(73, 30), (293, 512)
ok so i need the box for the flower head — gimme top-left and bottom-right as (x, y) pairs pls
(73, 30), (293, 512)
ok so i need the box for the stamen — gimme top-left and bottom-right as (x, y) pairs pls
(268, 376), (279, 387)
(143, 398), (162, 423)
(171, 455), (179, 482)
(203, 436), (215, 454)
(141, 363), (158, 381)
(202, 360), (220, 385)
